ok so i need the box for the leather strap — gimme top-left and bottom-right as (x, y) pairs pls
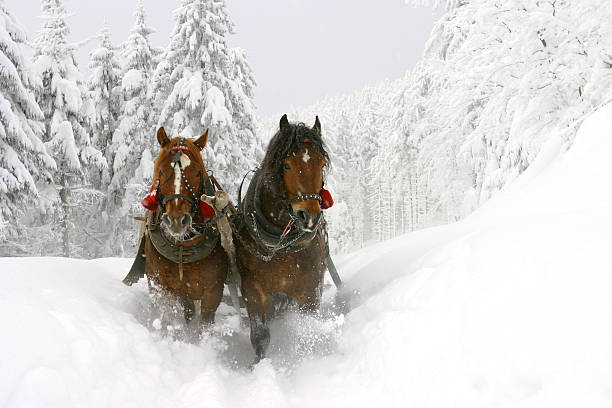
(148, 224), (219, 264)
(240, 170), (320, 254)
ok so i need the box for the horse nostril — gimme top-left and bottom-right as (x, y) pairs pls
(296, 209), (308, 222)
(180, 214), (191, 227)
(161, 214), (171, 227)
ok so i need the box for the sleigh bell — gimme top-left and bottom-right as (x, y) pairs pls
(141, 185), (160, 211)
(320, 188), (333, 209)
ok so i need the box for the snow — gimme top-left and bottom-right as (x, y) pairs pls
(203, 86), (231, 127)
(47, 121), (81, 171)
(121, 68), (144, 94)
(54, 76), (83, 115)
(2, 103), (612, 407)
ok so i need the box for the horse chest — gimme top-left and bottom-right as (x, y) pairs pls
(144, 239), (226, 299)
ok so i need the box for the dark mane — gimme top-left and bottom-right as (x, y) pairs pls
(260, 121), (330, 183)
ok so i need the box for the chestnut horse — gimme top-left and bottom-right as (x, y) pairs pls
(235, 114), (332, 362)
(141, 127), (228, 326)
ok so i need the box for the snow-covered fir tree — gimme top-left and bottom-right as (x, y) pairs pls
(32, 0), (106, 257)
(106, 2), (158, 255)
(0, 0), (55, 246)
(88, 25), (121, 191)
(152, 0), (259, 197)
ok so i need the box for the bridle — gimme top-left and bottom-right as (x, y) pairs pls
(231, 126), (334, 261)
(287, 192), (322, 205)
(153, 137), (211, 217)
(238, 169), (323, 209)
(279, 182), (324, 232)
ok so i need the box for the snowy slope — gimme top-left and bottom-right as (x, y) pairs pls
(2, 103), (612, 407)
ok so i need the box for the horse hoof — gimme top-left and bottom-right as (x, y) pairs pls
(252, 349), (266, 367)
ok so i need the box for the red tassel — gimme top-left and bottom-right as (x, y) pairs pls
(141, 185), (159, 211)
(199, 199), (216, 218)
(320, 188), (333, 209)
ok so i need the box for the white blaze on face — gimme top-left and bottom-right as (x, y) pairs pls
(302, 149), (310, 163)
(173, 153), (191, 200)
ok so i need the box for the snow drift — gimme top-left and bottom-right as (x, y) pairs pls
(2, 103), (612, 407)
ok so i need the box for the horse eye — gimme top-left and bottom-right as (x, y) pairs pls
(284, 163), (291, 170)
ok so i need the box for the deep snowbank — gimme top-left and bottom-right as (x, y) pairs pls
(2, 104), (612, 407)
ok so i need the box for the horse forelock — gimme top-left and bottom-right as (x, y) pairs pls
(154, 137), (207, 182)
(261, 122), (330, 183)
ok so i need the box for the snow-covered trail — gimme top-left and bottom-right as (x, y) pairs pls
(3, 103), (612, 408)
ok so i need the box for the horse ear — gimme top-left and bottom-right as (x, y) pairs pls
(280, 114), (290, 134)
(313, 116), (321, 135)
(194, 129), (209, 150)
(157, 127), (170, 148)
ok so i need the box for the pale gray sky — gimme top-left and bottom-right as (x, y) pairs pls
(6, 0), (439, 116)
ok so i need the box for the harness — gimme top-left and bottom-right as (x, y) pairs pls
(148, 215), (219, 263)
(149, 137), (217, 278)
(231, 168), (342, 288)
(234, 169), (323, 262)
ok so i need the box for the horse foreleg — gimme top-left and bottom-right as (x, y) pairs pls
(200, 282), (224, 325)
(243, 284), (270, 363)
(250, 312), (269, 364)
(180, 296), (196, 323)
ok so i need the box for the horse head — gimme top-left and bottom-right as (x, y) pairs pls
(269, 114), (331, 232)
(146, 127), (211, 241)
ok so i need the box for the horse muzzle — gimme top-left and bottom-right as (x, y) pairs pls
(160, 212), (193, 238)
(293, 208), (322, 232)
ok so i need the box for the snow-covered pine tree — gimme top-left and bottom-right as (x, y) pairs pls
(32, 0), (106, 257)
(88, 25), (121, 191)
(106, 2), (158, 255)
(152, 0), (258, 197)
(0, 0), (55, 246)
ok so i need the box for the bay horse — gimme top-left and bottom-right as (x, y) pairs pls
(235, 114), (333, 362)
(137, 127), (228, 326)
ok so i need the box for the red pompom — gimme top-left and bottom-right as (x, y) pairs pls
(320, 188), (333, 209)
(199, 199), (216, 219)
(141, 185), (159, 211)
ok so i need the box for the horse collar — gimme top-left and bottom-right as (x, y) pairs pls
(241, 170), (321, 257)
